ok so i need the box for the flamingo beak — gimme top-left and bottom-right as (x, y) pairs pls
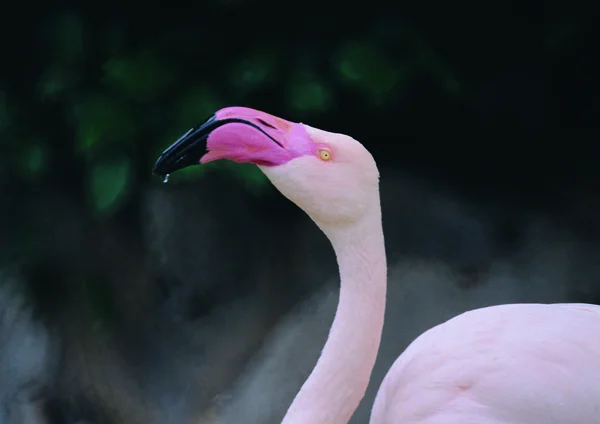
(152, 114), (220, 176)
(152, 107), (317, 176)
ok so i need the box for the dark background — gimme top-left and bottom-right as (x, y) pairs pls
(1, 2), (599, 423)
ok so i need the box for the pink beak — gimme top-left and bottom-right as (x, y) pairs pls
(153, 106), (315, 176)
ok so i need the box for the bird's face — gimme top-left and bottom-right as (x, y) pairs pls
(153, 106), (380, 228)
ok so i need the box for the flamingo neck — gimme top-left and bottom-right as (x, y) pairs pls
(282, 202), (387, 424)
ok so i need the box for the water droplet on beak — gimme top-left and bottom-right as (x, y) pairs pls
(163, 174), (170, 184)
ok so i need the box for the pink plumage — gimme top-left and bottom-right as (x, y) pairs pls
(371, 303), (600, 423)
(201, 107), (320, 166)
(155, 106), (600, 424)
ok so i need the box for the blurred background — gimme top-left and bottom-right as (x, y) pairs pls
(1, 1), (599, 423)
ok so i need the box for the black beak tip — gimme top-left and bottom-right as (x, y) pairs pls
(152, 151), (201, 177)
(152, 158), (166, 176)
(151, 114), (218, 177)
(152, 150), (182, 176)
(152, 153), (173, 176)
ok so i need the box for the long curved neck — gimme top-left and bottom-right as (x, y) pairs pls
(282, 201), (387, 424)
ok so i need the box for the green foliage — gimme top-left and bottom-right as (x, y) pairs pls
(216, 162), (270, 195)
(0, 94), (48, 180)
(16, 11), (473, 207)
(229, 163), (270, 194)
(174, 86), (223, 129)
(287, 72), (333, 114)
(17, 140), (49, 180)
(162, 160), (269, 194)
(72, 92), (137, 156)
(103, 52), (177, 102)
(38, 64), (78, 102)
(228, 47), (280, 93)
(163, 163), (209, 182)
(87, 156), (133, 216)
(335, 40), (406, 104)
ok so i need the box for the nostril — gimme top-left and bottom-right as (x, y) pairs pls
(257, 118), (277, 129)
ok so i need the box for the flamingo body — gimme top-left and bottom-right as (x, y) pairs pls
(371, 303), (600, 423)
(153, 106), (600, 424)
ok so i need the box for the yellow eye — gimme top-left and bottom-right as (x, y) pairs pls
(318, 149), (331, 161)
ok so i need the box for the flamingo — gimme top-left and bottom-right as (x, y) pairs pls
(153, 106), (600, 424)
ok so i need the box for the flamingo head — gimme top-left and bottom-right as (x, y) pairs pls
(153, 106), (380, 227)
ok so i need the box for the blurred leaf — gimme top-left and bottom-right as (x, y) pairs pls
(229, 48), (280, 93)
(224, 162), (270, 195)
(164, 163), (209, 182)
(72, 93), (137, 155)
(287, 72), (332, 113)
(38, 65), (78, 102)
(175, 86), (223, 128)
(335, 41), (406, 103)
(17, 140), (49, 179)
(87, 156), (132, 215)
(159, 159), (224, 184)
(103, 52), (177, 101)
(163, 160), (269, 194)
(48, 11), (85, 63)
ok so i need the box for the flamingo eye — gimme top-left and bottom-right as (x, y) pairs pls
(318, 149), (331, 161)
